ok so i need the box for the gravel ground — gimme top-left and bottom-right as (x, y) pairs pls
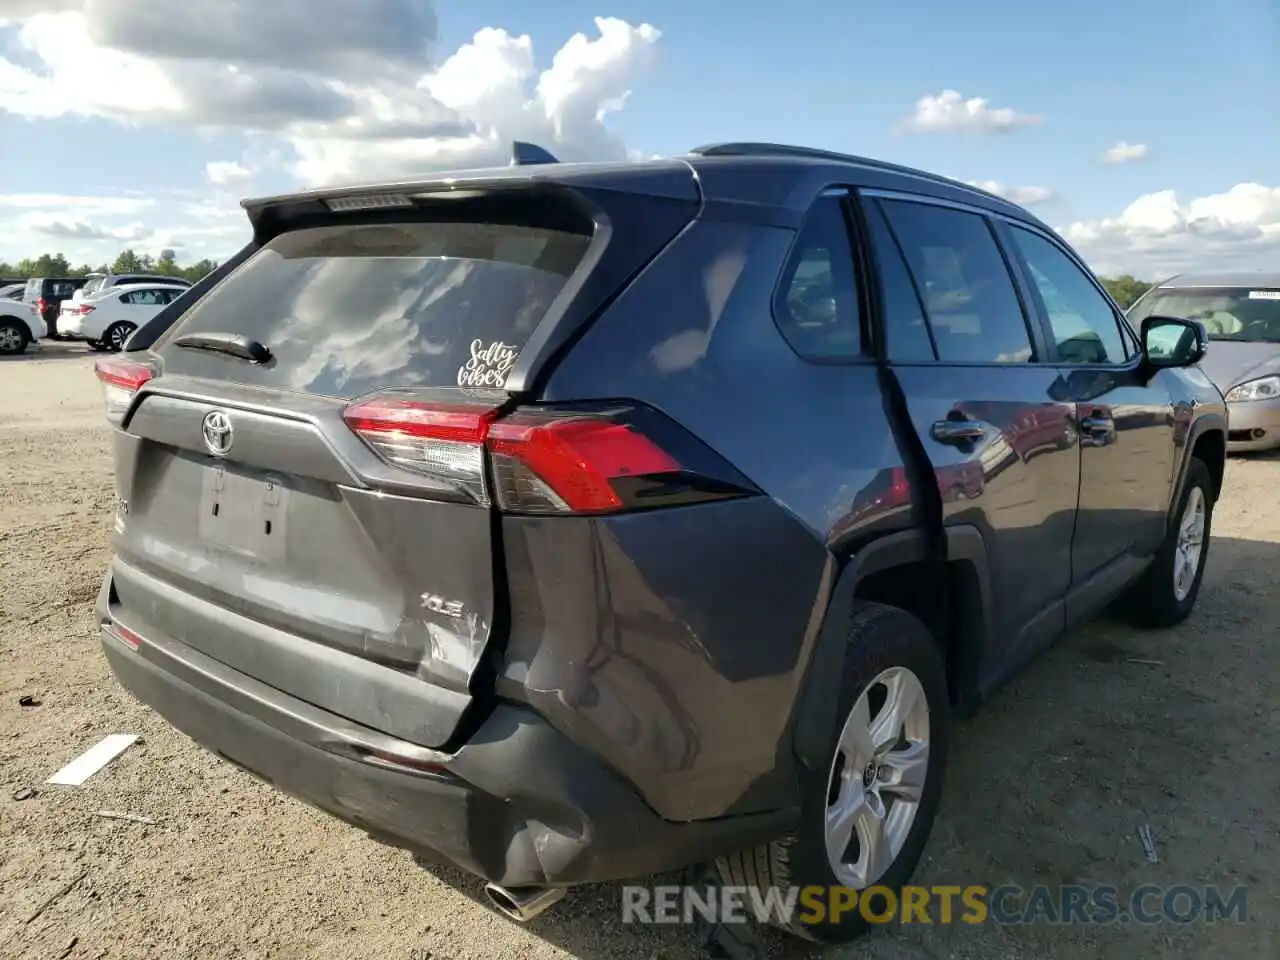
(1, 342), (1276, 960)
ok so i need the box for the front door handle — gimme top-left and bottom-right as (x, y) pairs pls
(931, 418), (985, 444)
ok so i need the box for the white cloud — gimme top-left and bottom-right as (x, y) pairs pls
(1101, 140), (1149, 164)
(0, 193), (154, 216)
(1063, 183), (1280, 277)
(205, 161), (252, 185)
(0, 189), (247, 263)
(0, 2), (661, 186)
(967, 180), (1056, 206)
(25, 215), (151, 242)
(902, 90), (1042, 134)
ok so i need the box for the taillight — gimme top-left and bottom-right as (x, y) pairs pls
(35, 297), (46, 311)
(94, 357), (154, 425)
(487, 412), (678, 513)
(67, 303), (94, 315)
(342, 395), (745, 515)
(342, 397), (497, 505)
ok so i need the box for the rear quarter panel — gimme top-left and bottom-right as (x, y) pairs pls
(501, 217), (917, 820)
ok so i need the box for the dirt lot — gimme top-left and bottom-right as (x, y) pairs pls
(1, 342), (1276, 960)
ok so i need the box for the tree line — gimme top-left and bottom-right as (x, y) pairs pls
(0, 250), (219, 284)
(1, 248), (1156, 309)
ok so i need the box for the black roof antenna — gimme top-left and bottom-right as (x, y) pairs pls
(510, 141), (559, 166)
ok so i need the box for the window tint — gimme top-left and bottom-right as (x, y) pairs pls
(774, 195), (862, 359)
(879, 200), (1033, 363)
(864, 201), (934, 361)
(1008, 226), (1127, 364)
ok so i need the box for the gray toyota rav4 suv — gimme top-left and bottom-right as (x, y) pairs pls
(94, 141), (1226, 945)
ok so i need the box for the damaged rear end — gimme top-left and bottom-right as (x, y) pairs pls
(97, 162), (703, 753)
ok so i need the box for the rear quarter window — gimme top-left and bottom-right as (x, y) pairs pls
(158, 218), (592, 398)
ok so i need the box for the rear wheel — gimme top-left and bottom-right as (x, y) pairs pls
(0, 318), (30, 355)
(717, 602), (950, 943)
(88, 340), (109, 352)
(104, 321), (137, 352)
(1122, 457), (1213, 627)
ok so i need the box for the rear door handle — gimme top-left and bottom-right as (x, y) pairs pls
(1079, 412), (1116, 446)
(930, 418), (986, 444)
(1079, 415), (1114, 434)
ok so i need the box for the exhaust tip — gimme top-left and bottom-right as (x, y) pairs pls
(483, 883), (566, 922)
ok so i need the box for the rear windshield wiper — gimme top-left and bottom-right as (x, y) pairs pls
(173, 332), (272, 364)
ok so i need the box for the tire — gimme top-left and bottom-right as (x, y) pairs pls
(717, 601), (951, 944)
(0, 318), (30, 355)
(1121, 457), (1213, 628)
(88, 340), (109, 352)
(104, 321), (137, 352)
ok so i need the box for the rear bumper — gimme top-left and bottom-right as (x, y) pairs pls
(97, 579), (792, 889)
(58, 315), (86, 339)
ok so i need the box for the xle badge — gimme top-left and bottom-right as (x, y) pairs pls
(421, 593), (465, 619)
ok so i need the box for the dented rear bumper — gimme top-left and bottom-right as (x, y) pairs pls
(96, 569), (791, 888)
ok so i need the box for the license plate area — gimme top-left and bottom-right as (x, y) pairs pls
(197, 463), (290, 562)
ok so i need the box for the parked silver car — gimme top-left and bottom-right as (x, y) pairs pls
(1128, 271), (1280, 452)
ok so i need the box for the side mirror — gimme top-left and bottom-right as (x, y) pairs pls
(1141, 315), (1207, 369)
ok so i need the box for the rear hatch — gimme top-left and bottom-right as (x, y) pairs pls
(98, 172), (700, 749)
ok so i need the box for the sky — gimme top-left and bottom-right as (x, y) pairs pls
(0, 0), (1276, 278)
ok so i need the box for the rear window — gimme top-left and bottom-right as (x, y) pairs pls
(159, 218), (592, 397)
(83, 277), (108, 297)
(23, 279), (40, 301)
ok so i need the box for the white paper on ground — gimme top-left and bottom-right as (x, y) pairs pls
(46, 734), (140, 786)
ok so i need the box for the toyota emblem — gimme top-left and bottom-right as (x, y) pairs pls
(202, 410), (233, 457)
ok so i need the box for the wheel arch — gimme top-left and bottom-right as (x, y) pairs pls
(791, 525), (993, 772)
(1174, 415), (1226, 515)
(0, 312), (34, 346)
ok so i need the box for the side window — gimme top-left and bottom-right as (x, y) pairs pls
(863, 201), (935, 361)
(1007, 226), (1127, 364)
(774, 195), (862, 360)
(879, 199), (1034, 363)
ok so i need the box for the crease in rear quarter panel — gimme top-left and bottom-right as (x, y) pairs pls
(524, 217), (917, 819)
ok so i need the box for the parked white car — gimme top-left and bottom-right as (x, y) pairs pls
(0, 295), (45, 355)
(59, 282), (188, 352)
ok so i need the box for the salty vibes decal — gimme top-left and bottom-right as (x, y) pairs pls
(458, 339), (519, 388)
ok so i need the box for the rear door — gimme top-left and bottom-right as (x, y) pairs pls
(860, 192), (1080, 669)
(105, 187), (695, 748)
(998, 222), (1176, 607)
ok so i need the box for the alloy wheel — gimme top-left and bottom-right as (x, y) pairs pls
(824, 665), (930, 888)
(1173, 486), (1206, 602)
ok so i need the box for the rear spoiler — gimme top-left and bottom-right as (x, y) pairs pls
(239, 146), (698, 236)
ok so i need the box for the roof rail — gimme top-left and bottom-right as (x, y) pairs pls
(689, 142), (864, 164)
(510, 141), (559, 166)
(687, 141), (1014, 204)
